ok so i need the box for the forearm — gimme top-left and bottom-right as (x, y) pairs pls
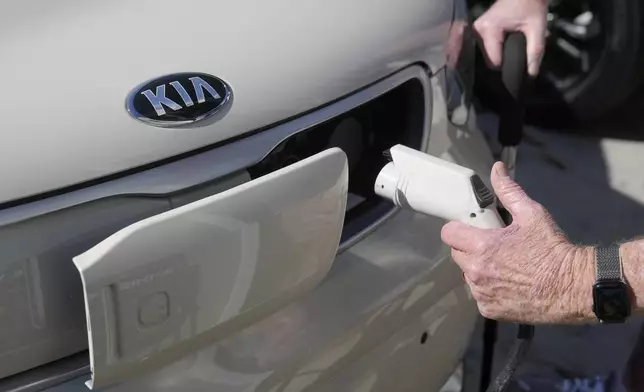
(621, 240), (644, 316)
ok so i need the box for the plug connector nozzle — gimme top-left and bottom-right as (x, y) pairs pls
(374, 162), (399, 205)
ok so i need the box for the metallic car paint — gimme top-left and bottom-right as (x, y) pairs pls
(0, 0), (454, 204)
(58, 210), (476, 392)
(0, 0), (500, 389)
(0, 65), (433, 384)
(43, 67), (493, 392)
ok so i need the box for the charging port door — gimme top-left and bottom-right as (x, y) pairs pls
(73, 148), (348, 390)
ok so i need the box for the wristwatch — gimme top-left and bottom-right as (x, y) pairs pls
(592, 245), (631, 323)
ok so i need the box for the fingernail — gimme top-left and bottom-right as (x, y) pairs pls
(528, 62), (538, 76)
(528, 54), (543, 76)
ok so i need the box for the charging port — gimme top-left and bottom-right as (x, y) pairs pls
(249, 79), (426, 242)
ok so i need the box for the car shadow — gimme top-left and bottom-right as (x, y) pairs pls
(556, 88), (644, 142)
(468, 106), (644, 391)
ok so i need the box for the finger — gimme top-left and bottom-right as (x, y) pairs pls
(442, 221), (491, 253)
(523, 22), (546, 76)
(473, 20), (504, 69)
(471, 286), (495, 301)
(478, 302), (501, 321)
(491, 161), (533, 219)
(451, 248), (471, 272)
(469, 286), (497, 308)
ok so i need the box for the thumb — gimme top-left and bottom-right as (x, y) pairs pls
(491, 161), (533, 219)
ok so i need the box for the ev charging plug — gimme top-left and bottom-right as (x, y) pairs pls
(374, 143), (533, 392)
(374, 30), (532, 392)
(375, 144), (504, 230)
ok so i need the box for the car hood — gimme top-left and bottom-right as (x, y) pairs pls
(0, 0), (453, 204)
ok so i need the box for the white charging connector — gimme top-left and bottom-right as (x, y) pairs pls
(374, 144), (504, 230)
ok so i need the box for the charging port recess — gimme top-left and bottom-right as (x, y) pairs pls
(248, 79), (426, 242)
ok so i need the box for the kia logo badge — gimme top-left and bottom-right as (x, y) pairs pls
(126, 72), (232, 127)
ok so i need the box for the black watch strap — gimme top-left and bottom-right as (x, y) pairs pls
(595, 246), (623, 282)
(593, 245), (630, 323)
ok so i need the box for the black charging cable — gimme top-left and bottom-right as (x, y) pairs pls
(479, 32), (535, 392)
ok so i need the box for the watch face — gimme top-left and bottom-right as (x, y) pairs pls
(593, 281), (631, 322)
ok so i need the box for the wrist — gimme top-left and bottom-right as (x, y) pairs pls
(567, 245), (596, 323)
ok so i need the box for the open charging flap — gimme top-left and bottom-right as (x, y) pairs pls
(73, 148), (348, 389)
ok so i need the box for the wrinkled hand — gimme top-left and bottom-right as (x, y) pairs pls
(441, 162), (594, 324)
(474, 0), (548, 76)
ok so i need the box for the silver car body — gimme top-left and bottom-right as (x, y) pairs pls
(0, 0), (494, 390)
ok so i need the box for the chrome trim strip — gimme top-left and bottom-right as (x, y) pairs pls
(8, 366), (90, 392)
(0, 352), (89, 392)
(0, 65), (431, 227)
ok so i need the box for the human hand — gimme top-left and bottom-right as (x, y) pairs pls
(441, 162), (595, 324)
(474, 0), (548, 76)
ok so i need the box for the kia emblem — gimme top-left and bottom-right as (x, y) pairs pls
(126, 72), (232, 127)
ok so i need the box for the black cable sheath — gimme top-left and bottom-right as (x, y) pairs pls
(483, 31), (534, 392)
(486, 325), (534, 392)
(479, 317), (498, 391)
(483, 205), (535, 392)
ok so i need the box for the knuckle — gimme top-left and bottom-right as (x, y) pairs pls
(473, 19), (491, 32)
(467, 263), (484, 284)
